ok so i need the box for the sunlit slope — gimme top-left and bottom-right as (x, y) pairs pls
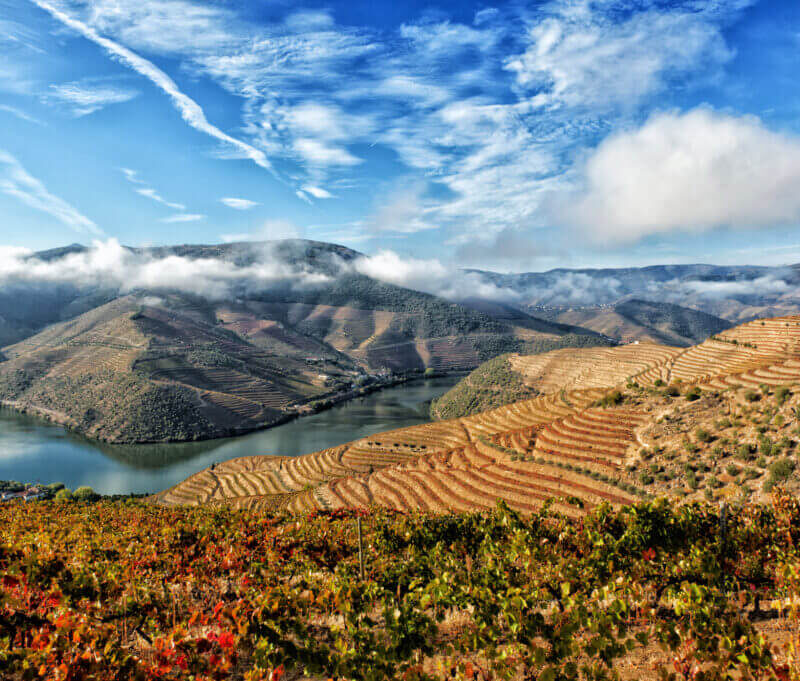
(0, 295), (342, 442)
(156, 314), (800, 515)
(508, 343), (682, 393)
(430, 342), (681, 419)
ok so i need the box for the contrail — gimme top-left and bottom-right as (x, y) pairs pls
(30, 0), (273, 173)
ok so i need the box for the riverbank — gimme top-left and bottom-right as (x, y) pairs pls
(0, 375), (463, 495)
(0, 368), (463, 446)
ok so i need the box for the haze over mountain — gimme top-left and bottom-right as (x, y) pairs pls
(0, 239), (607, 442)
(470, 264), (800, 323)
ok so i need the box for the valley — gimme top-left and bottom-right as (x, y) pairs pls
(155, 315), (800, 515)
(0, 241), (610, 443)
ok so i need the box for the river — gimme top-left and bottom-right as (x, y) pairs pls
(0, 375), (461, 495)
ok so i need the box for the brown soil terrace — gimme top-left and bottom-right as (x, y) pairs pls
(152, 316), (800, 514)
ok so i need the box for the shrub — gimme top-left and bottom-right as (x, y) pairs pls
(55, 488), (73, 502)
(759, 436), (774, 457)
(685, 386), (702, 401)
(638, 472), (654, 485)
(47, 482), (65, 492)
(725, 464), (740, 477)
(707, 475), (722, 489)
(736, 444), (754, 461)
(744, 390), (760, 403)
(695, 428), (713, 443)
(595, 390), (624, 407)
(764, 458), (796, 491)
(775, 386), (791, 405)
(73, 486), (97, 501)
(664, 385), (680, 397)
(654, 378), (664, 387)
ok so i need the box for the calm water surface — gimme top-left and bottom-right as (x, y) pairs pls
(0, 376), (460, 495)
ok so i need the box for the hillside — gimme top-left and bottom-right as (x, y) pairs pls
(155, 315), (800, 515)
(549, 298), (733, 345)
(0, 240), (609, 442)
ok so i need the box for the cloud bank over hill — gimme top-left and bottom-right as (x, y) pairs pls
(0, 240), (331, 300)
(352, 250), (521, 302)
(0, 239), (796, 317)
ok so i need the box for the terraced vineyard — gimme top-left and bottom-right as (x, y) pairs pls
(156, 314), (800, 514)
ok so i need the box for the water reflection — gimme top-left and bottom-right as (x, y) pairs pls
(0, 376), (460, 494)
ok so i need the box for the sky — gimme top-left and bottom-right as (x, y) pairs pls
(1, 0), (800, 272)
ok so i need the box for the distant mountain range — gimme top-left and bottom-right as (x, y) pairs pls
(0, 240), (605, 443)
(1, 239), (795, 443)
(470, 262), (800, 322)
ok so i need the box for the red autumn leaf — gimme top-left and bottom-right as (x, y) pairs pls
(217, 631), (235, 650)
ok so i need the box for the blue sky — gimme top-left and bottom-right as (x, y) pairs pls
(1, 0), (800, 271)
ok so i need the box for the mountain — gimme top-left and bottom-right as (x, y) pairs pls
(546, 299), (733, 346)
(468, 262), (800, 322)
(0, 240), (608, 443)
(156, 314), (800, 514)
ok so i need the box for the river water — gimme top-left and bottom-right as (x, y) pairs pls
(0, 375), (460, 495)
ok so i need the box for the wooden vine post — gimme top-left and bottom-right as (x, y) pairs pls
(357, 516), (365, 579)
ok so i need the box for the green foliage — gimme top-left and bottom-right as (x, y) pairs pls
(685, 386), (702, 401)
(430, 354), (538, 419)
(764, 457), (796, 491)
(73, 486), (97, 501)
(775, 386), (791, 405)
(1, 497), (797, 680)
(54, 488), (73, 501)
(664, 385), (680, 397)
(744, 390), (761, 403)
(695, 427), (712, 443)
(594, 389), (625, 408)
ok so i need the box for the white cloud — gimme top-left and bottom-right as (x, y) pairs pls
(556, 108), (800, 242)
(32, 0), (273, 172)
(0, 149), (102, 235)
(120, 168), (188, 211)
(220, 219), (301, 243)
(136, 188), (185, 211)
(84, 0), (235, 55)
(504, 2), (734, 111)
(44, 79), (139, 116)
(219, 197), (259, 210)
(301, 185), (333, 199)
(353, 250), (518, 301)
(161, 213), (205, 223)
(0, 238), (331, 300)
(293, 138), (361, 166)
(120, 167), (144, 184)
